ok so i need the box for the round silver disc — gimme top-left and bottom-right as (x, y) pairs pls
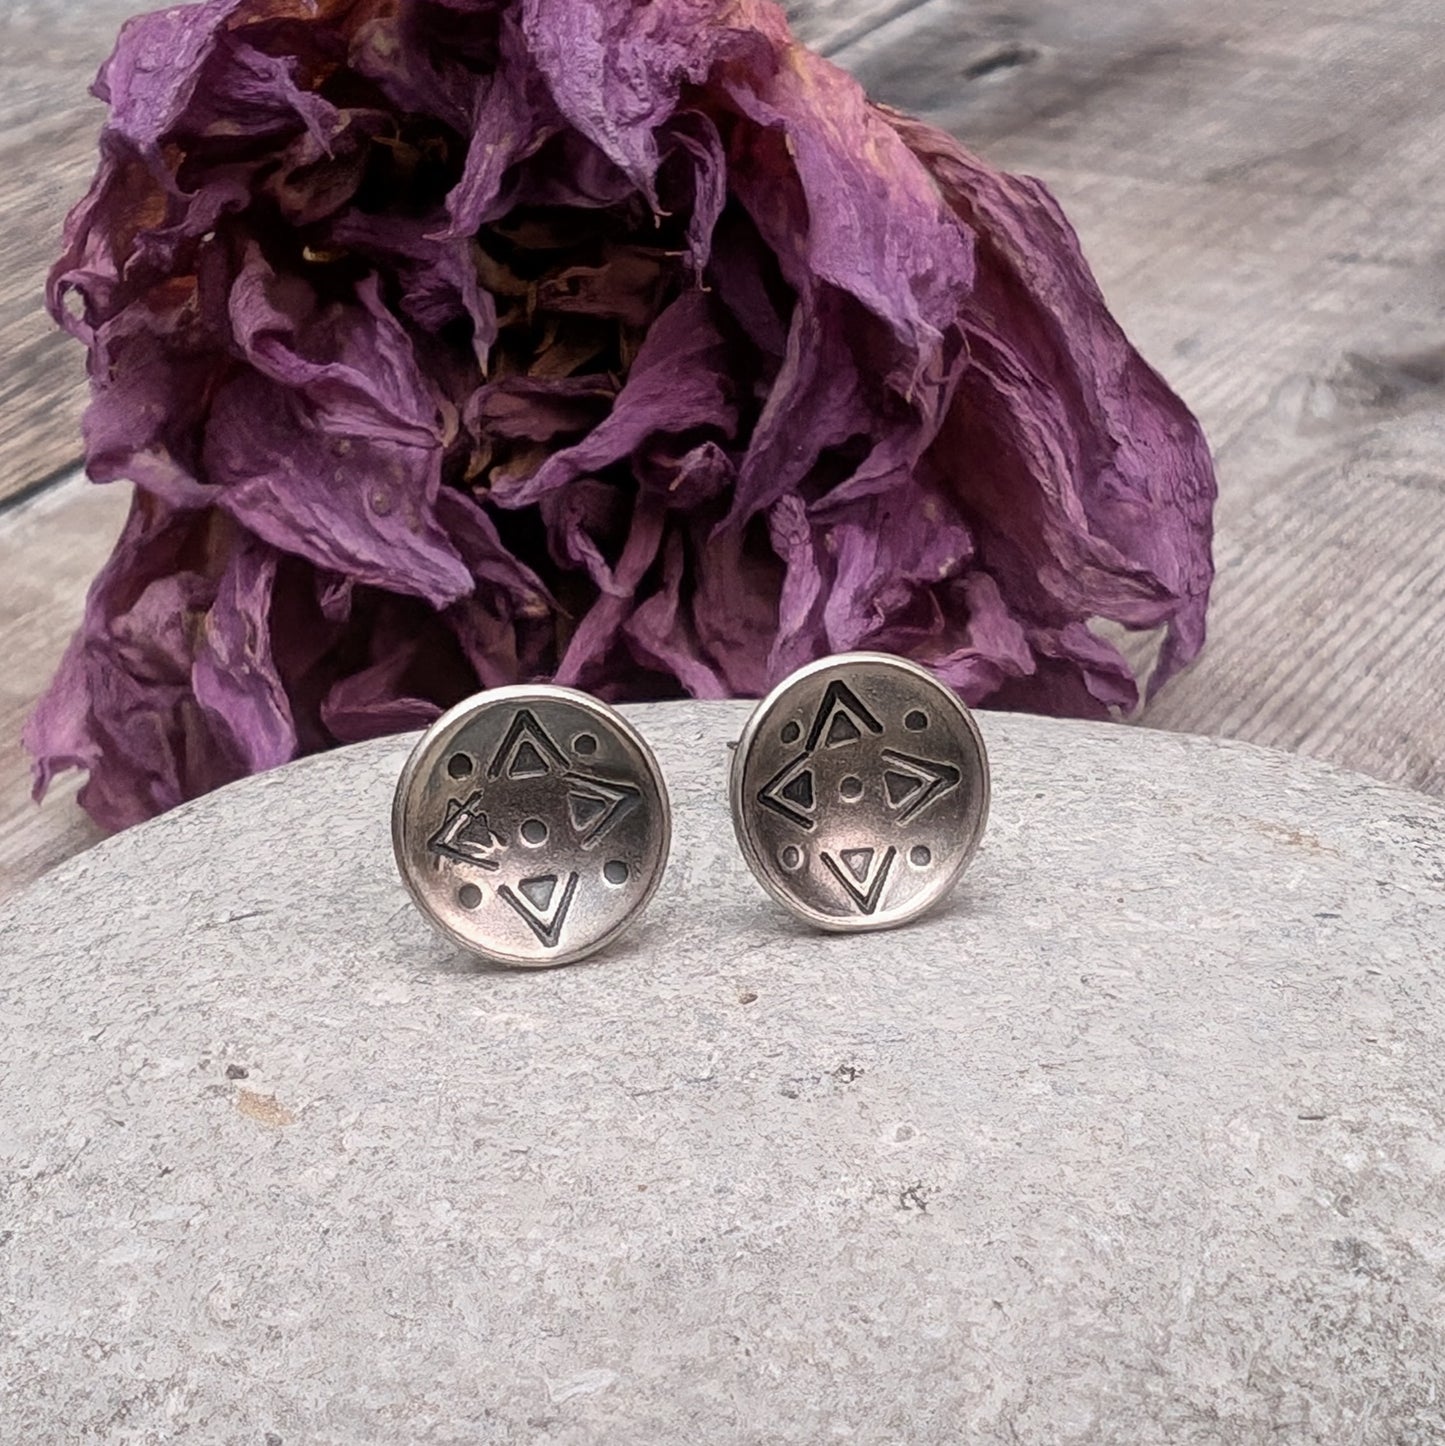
(730, 653), (990, 931)
(392, 686), (671, 967)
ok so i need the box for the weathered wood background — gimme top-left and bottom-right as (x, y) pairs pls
(1, 0), (1442, 896)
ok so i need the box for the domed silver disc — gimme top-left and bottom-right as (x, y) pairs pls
(393, 686), (671, 967)
(730, 654), (989, 931)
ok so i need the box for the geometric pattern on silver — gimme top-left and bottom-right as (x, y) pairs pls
(393, 685), (671, 968)
(730, 653), (989, 932)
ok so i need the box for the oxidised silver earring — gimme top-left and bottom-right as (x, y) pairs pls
(729, 653), (989, 932)
(393, 685), (671, 967)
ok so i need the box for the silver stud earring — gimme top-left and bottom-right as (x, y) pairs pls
(392, 685), (671, 967)
(729, 653), (989, 931)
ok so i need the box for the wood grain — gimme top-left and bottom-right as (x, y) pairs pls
(0, 1), (144, 504)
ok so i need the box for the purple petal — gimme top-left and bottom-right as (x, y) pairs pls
(205, 252), (472, 605)
(497, 289), (737, 509)
(205, 369), (470, 607)
(625, 530), (730, 697)
(518, 0), (776, 196)
(554, 495), (667, 689)
(26, 492), (241, 829)
(94, 0), (248, 159)
(192, 537), (296, 772)
(887, 110), (1216, 694)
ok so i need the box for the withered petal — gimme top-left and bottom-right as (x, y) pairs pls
(33, 0), (1216, 828)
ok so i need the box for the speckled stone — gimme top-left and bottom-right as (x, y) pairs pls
(2, 704), (1444, 1445)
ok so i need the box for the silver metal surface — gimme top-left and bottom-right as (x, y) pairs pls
(392, 686), (671, 967)
(730, 653), (990, 931)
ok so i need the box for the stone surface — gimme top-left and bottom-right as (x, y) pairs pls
(2, 703), (1444, 1444)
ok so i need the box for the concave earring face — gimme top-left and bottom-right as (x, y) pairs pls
(392, 686), (671, 967)
(730, 654), (989, 932)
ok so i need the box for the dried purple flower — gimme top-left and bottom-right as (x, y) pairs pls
(33, 0), (1215, 829)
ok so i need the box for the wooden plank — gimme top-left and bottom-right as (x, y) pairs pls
(833, 0), (1445, 798)
(0, 1), (142, 503)
(786, 0), (934, 56)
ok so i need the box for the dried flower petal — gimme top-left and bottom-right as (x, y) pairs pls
(35, 0), (1215, 826)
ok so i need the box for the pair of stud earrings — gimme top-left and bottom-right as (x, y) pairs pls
(391, 652), (990, 968)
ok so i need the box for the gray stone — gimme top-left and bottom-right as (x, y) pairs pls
(2, 703), (1444, 1445)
